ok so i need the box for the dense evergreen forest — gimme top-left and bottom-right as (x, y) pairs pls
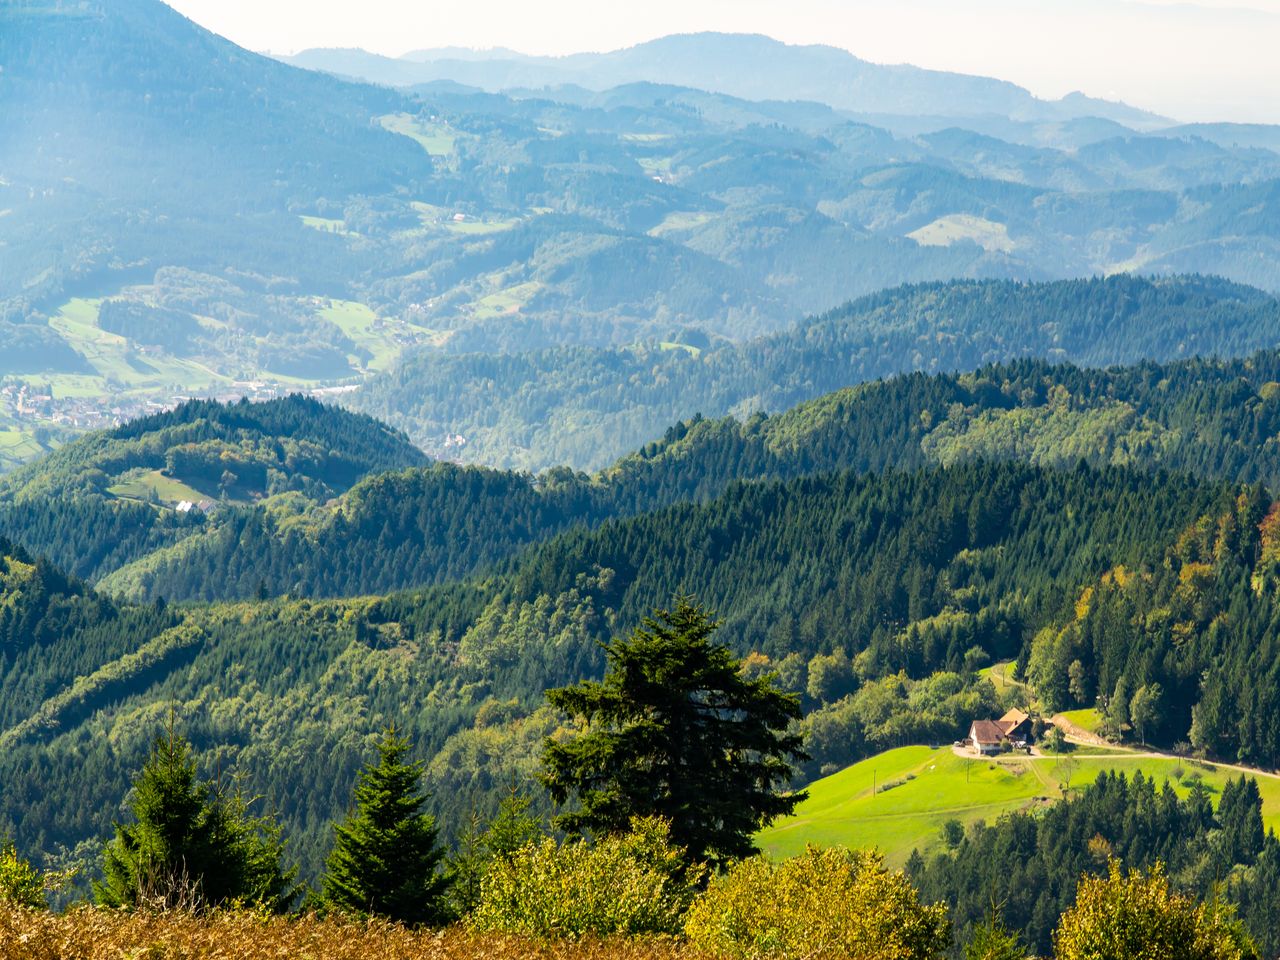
(911, 770), (1280, 957)
(16, 333), (1280, 605)
(0, 459), (1251, 885)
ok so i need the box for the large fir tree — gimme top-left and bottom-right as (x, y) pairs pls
(321, 728), (448, 925)
(95, 725), (295, 911)
(540, 597), (807, 869)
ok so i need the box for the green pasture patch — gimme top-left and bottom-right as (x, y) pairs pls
(107, 468), (210, 506)
(658, 342), (703, 357)
(300, 215), (349, 234)
(379, 113), (458, 156)
(758, 744), (1280, 865)
(445, 218), (519, 236)
(317, 299), (438, 372)
(1058, 707), (1104, 733)
(470, 281), (543, 320)
(648, 210), (713, 237)
(908, 214), (1015, 254)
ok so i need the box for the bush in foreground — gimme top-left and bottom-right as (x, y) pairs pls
(468, 817), (701, 938)
(1053, 861), (1258, 960)
(684, 846), (950, 960)
(0, 839), (44, 909)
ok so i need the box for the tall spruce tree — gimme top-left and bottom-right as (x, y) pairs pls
(95, 725), (296, 911)
(321, 728), (448, 926)
(540, 597), (807, 869)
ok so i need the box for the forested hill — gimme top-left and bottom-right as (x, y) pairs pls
(19, 338), (1280, 604)
(0, 395), (426, 582)
(0, 460), (1240, 884)
(353, 274), (1280, 471)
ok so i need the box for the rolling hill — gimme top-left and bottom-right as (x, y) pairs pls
(16, 306), (1280, 607)
(0, 457), (1239, 885)
(352, 274), (1280, 471)
(0, 395), (426, 582)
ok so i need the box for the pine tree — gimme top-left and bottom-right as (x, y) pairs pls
(322, 728), (448, 926)
(95, 725), (296, 911)
(541, 597), (807, 869)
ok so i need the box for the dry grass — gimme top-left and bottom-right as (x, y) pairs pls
(0, 906), (701, 960)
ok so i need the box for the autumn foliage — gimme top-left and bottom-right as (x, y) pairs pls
(0, 907), (701, 960)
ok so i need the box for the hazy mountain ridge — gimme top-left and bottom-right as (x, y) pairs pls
(283, 32), (1169, 128)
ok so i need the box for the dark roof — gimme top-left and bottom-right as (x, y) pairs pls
(971, 720), (1007, 744)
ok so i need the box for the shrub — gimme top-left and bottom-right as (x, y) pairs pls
(0, 839), (44, 909)
(684, 846), (950, 960)
(468, 817), (701, 939)
(1053, 861), (1258, 960)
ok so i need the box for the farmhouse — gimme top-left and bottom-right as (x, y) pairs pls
(967, 708), (1035, 755)
(968, 719), (1007, 755)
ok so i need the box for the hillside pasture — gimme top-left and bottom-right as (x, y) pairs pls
(908, 214), (1015, 254)
(758, 744), (1280, 865)
(107, 468), (210, 506)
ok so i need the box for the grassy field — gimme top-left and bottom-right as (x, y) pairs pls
(1058, 707), (1104, 733)
(757, 744), (1280, 865)
(0, 427), (45, 471)
(318, 299), (443, 371)
(470, 281), (543, 320)
(379, 113), (458, 157)
(908, 214), (1016, 254)
(106, 469), (210, 506)
(48, 299), (229, 394)
(299, 215), (350, 235)
(658, 342), (703, 357)
(445, 218), (520, 236)
(648, 210), (715, 237)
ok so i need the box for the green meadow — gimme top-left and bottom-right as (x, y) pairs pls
(106, 468), (210, 506)
(48, 298), (229, 393)
(757, 744), (1280, 865)
(379, 113), (458, 156)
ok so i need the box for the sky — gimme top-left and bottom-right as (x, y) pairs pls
(166, 0), (1280, 123)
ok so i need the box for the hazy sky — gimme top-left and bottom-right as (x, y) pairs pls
(166, 0), (1280, 123)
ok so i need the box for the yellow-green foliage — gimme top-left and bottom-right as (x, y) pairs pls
(0, 906), (700, 960)
(469, 818), (700, 939)
(0, 841), (44, 909)
(1053, 861), (1257, 960)
(684, 846), (950, 960)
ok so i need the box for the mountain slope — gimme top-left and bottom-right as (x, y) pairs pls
(353, 274), (1280, 471)
(0, 0), (428, 306)
(56, 334), (1280, 606)
(0, 460), (1234, 884)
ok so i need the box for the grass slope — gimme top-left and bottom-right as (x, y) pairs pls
(758, 745), (1280, 865)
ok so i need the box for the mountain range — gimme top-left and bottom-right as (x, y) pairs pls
(282, 33), (1169, 129)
